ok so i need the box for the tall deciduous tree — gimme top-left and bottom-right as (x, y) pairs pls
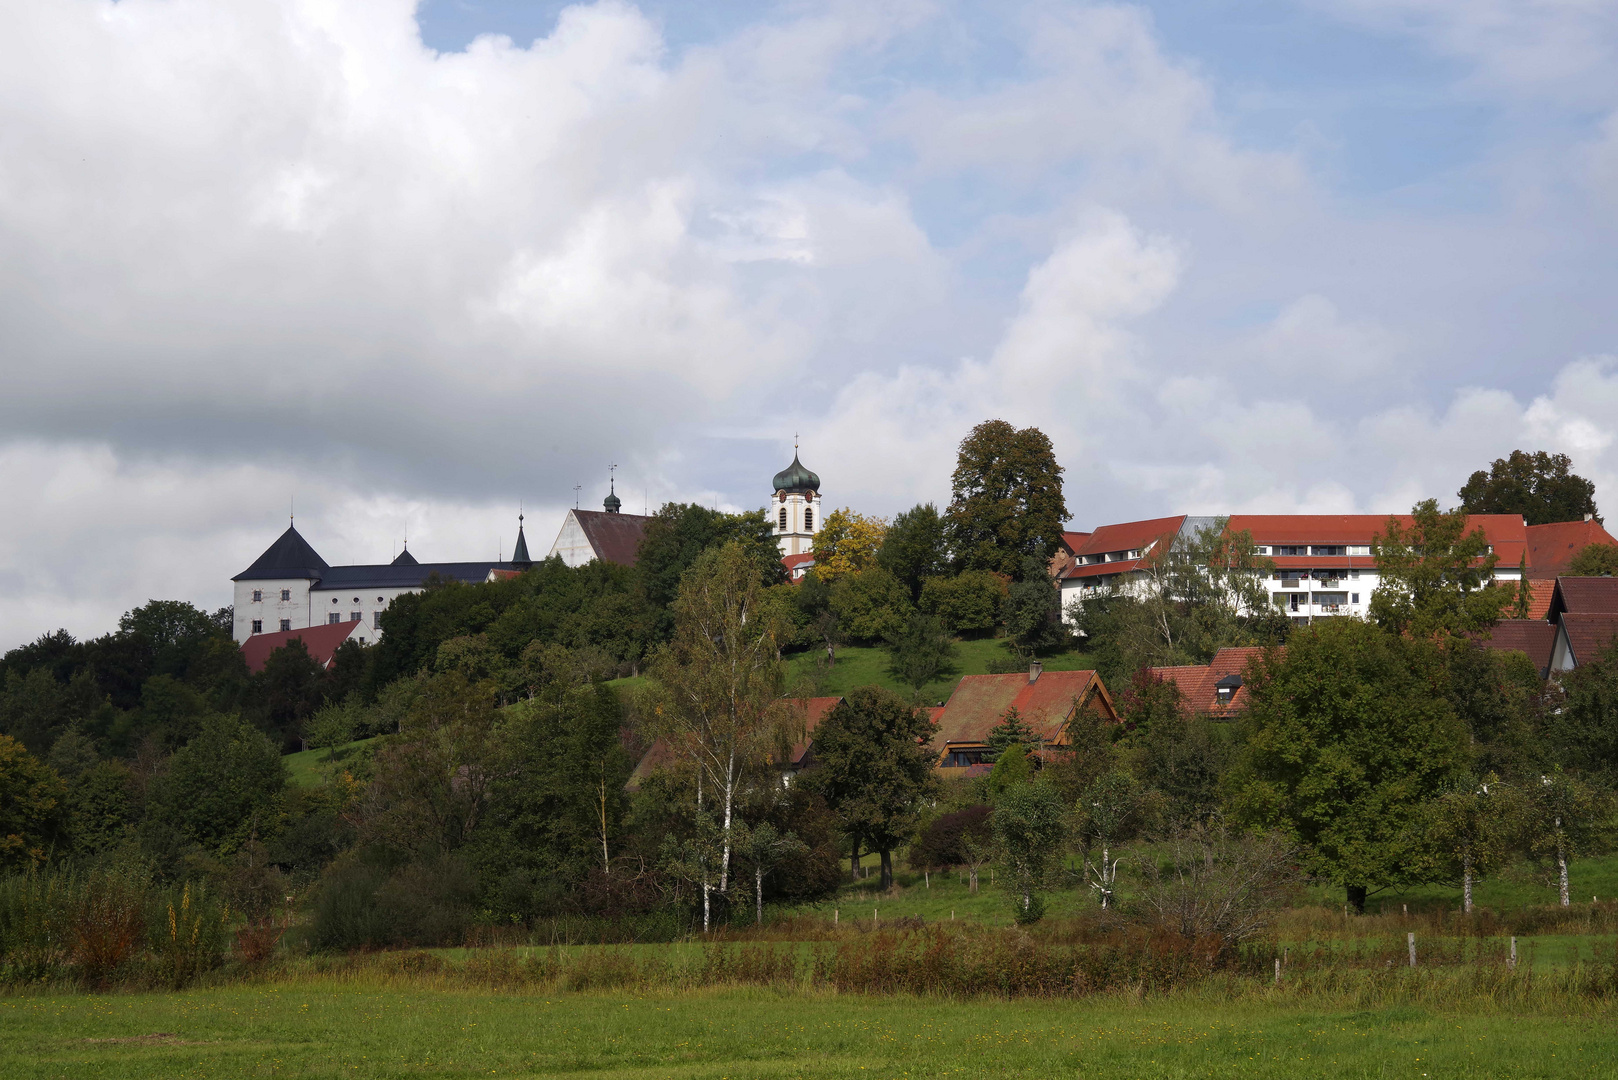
(1369, 499), (1513, 642)
(877, 503), (949, 600)
(945, 420), (1068, 578)
(803, 685), (937, 889)
(1421, 775), (1525, 913)
(812, 509), (888, 582)
(651, 542), (794, 926)
(1458, 449), (1599, 525)
(884, 611), (959, 697)
(636, 503), (784, 611)
(1229, 619), (1470, 913)
(140, 713), (288, 873)
(1522, 767), (1616, 906)
(1570, 543), (1618, 577)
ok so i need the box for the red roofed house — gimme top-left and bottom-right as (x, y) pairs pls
(1526, 518), (1618, 578)
(1149, 646), (1276, 719)
(240, 619), (366, 674)
(782, 552), (816, 582)
(932, 665), (1116, 770)
(1546, 577), (1618, 673)
(1059, 513), (1533, 628)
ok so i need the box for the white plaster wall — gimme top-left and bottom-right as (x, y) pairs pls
(309, 585), (412, 645)
(548, 511), (598, 568)
(774, 491), (820, 558)
(234, 577), (313, 642)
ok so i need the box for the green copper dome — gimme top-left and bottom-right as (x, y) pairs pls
(772, 452), (820, 493)
(603, 481), (622, 513)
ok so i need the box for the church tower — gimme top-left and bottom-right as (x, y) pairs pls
(771, 447), (821, 557)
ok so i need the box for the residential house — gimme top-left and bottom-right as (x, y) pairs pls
(239, 618), (366, 674)
(931, 665), (1117, 771)
(1148, 646), (1276, 720)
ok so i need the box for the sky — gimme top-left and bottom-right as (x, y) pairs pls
(4, 0), (1618, 648)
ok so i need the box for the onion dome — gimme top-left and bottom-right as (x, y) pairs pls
(772, 452), (820, 493)
(603, 481), (622, 513)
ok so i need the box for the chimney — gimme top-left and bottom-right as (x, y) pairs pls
(1028, 660), (1042, 684)
(1586, 514), (1595, 522)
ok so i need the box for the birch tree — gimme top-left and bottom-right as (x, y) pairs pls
(1422, 775), (1524, 913)
(650, 541), (794, 927)
(1523, 768), (1615, 906)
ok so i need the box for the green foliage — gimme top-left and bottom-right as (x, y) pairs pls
(1369, 499), (1513, 641)
(0, 735), (66, 871)
(990, 779), (1066, 923)
(1547, 638), (1618, 778)
(62, 761), (135, 856)
(1446, 640), (1541, 779)
(636, 503), (784, 611)
(1229, 619), (1471, 910)
(945, 420), (1068, 578)
(139, 714), (288, 873)
(803, 686), (938, 889)
(918, 570), (1006, 636)
(305, 697), (361, 761)
(1419, 775), (1525, 904)
(828, 566), (912, 644)
(1520, 768), (1617, 902)
(1116, 668), (1186, 737)
(1458, 449), (1599, 526)
(877, 503), (949, 600)
(985, 743), (1032, 799)
(813, 508), (888, 582)
(1001, 556), (1065, 657)
(985, 706), (1039, 763)
(883, 611), (959, 695)
(1139, 710), (1233, 827)
(1569, 542), (1618, 577)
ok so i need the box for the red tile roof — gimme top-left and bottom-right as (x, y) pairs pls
(1479, 620), (1557, 676)
(1072, 517), (1185, 558)
(1060, 531), (1092, 553)
(1227, 513), (1528, 568)
(1525, 578), (1554, 620)
(1526, 519), (1618, 577)
(782, 552), (816, 580)
(570, 510), (653, 567)
(1148, 646), (1277, 718)
(1557, 613), (1618, 667)
(240, 620), (363, 674)
(931, 669), (1114, 759)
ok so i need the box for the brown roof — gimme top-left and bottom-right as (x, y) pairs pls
(1148, 646), (1276, 718)
(1548, 577), (1618, 621)
(571, 510), (652, 567)
(240, 620), (362, 674)
(1479, 620), (1557, 676)
(1526, 519), (1618, 577)
(931, 669), (1114, 758)
(1557, 613), (1618, 667)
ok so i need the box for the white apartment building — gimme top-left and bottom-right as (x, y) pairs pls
(1056, 513), (1532, 626)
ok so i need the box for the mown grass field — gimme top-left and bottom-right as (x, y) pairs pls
(283, 736), (382, 788)
(782, 640), (1097, 704)
(5, 983), (1618, 1079)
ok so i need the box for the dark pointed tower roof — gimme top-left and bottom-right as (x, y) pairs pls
(391, 546), (418, 566)
(511, 514), (532, 568)
(233, 525), (329, 581)
(603, 480), (622, 514)
(772, 452), (820, 493)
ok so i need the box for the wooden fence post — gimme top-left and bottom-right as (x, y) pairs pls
(1509, 937), (1517, 970)
(1407, 932), (1417, 968)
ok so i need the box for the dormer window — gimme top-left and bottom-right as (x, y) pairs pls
(1215, 673), (1242, 705)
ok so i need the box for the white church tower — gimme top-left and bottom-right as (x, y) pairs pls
(771, 447), (822, 557)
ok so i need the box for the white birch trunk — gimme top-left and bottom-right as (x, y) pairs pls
(1557, 818), (1570, 907)
(755, 866), (764, 925)
(1462, 854), (1473, 914)
(720, 748), (735, 892)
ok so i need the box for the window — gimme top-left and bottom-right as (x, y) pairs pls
(331, 598), (339, 605)
(328, 613), (341, 625)
(373, 612), (383, 629)
(352, 597), (360, 604)
(358, 637), (366, 646)
(779, 506), (787, 530)
(804, 507), (813, 530)
(279, 619), (291, 632)
(251, 589), (263, 602)
(376, 596), (384, 603)
(1348, 545), (1371, 556)
(1350, 569), (1360, 579)
(250, 619), (262, 634)
(280, 589), (291, 601)
(1351, 593), (1360, 604)
(349, 611), (361, 623)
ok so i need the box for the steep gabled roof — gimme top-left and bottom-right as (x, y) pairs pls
(391, 547), (418, 566)
(1527, 519), (1618, 578)
(1547, 577), (1618, 622)
(570, 510), (653, 567)
(931, 669), (1113, 755)
(234, 525), (329, 581)
(784, 696), (845, 769)
(240, 619), (363, 673)
(1556, 613), (1618, 668)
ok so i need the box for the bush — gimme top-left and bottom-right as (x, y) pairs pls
(74, 864), (149, 987)
(910, 805), (991, 869)
(307, 851), (477, 950)
(153, 881), (229, 990)
(1134, 822), (1299, 951)
(829, 567), (912, 643)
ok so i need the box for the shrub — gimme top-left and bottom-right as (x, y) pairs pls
(153, 881), (229, 990)
(1134, 822), (1299, 951)
(73, 865), (149, 988)
(0, 869), (71, 983)
(918, 572), (1006, 636)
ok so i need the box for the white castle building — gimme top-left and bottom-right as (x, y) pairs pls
(231, 518), (532, 644)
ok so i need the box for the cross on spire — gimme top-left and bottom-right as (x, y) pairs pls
(573, 484), (582, 509)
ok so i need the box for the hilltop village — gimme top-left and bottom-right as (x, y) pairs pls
(4, 426), (1618, 944)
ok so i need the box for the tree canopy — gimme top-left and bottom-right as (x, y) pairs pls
(1458, 450), (1598, 525)
(1369, 500), (1512, 642)
(945, 420), (1068, 578)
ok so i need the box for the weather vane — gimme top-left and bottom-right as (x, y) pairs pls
(573, 483), (582, 509)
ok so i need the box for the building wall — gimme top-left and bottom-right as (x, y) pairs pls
(233, 578), (313, 643)
(549, 511), (598, 568)
(774, 490), (821, 557)
(309, 585), (413, 646)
